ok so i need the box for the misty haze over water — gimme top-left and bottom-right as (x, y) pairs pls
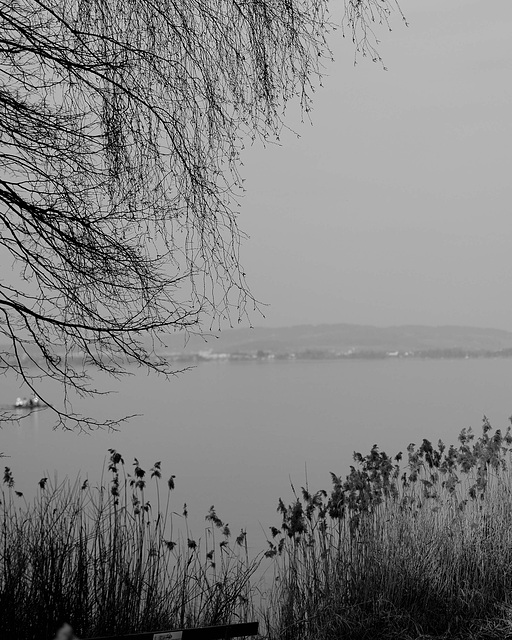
(4, 355), (512, 548)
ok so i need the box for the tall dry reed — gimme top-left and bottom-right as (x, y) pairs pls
(6, 420), (512, 640)
(0, 451), (260, 640)
(265, 419), (512, 639)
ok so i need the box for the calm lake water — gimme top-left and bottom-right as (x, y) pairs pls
(2, 358), (512, 550)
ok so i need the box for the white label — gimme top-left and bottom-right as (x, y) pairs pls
(153, 632), (183, 640)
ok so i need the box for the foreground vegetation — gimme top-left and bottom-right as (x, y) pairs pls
(267, 419), (512, 639)
(4, 420), (512, 639)
(0, 452), (259, 639)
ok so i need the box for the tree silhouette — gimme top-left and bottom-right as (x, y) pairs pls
(0, 0), (402, 428)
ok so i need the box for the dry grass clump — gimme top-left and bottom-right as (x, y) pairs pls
(5, 420), (512, 640)
(265, 418), (512, 640)
(0, 451), (260, 640)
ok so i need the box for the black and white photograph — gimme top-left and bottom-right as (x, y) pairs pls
(1, 1), (512, 639)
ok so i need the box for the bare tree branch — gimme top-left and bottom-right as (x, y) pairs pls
(0, 0), (402, 428)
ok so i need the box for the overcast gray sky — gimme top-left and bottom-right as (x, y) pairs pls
(238, 0), (512, 330)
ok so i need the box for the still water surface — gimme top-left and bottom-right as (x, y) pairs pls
(2, 358), (512, 548)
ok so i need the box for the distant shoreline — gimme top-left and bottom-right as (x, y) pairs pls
(159, 347), (512, 363)
(7, 346), (512, 369)
(5, 323), (512, 367)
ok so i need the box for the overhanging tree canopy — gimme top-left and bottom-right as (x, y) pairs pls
(0, 0), (403, 428)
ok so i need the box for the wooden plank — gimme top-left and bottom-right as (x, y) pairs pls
(85, 621), (259, 640)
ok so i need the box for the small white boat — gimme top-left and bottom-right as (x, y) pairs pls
(14, 395), (42, 409)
